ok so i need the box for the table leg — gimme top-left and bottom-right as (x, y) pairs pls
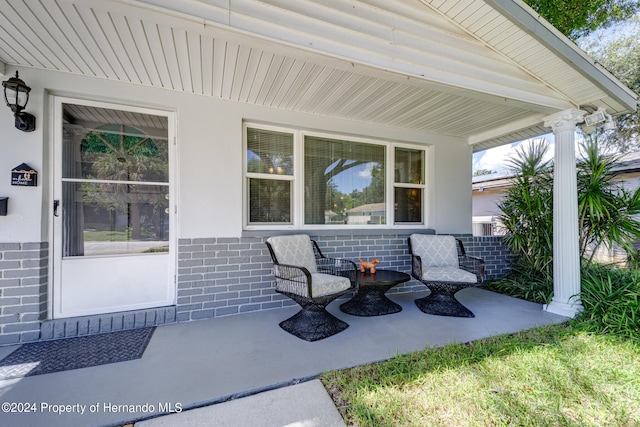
(340, 285), (402, 316)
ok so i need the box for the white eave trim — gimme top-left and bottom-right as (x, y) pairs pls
(488, 0), (638, 112)
(468, 113), (547, 146)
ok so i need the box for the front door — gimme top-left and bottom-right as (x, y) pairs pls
(52, 98), (175, 318)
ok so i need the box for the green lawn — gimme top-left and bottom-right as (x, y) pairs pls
(321, 323), (640, 426)
(83, 230), (129, 241)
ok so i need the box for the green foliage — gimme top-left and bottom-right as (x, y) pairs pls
(322, 324), (640, 426)
(497, 140), (554, 282)
(524, 0), (640, 40)
(487, 264), (553, 305)
(498, 138), (640, 279)
(576, 265), (640, 338)
(579, 15), (640, 152)
(472, 168), (495, 177)
(495, 139), (640, 311)
(578, 139), (640, 266)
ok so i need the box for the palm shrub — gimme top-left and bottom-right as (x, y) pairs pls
(577, 140), (640, 267)
(494, 138), (640, 302)
(495, 140), (554, 299)
(497, 140), (554, 278)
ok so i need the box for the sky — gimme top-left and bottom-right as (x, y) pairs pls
(473, 136), (555, 175)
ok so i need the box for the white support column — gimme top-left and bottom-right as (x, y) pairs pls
(543, 109), (585, 317)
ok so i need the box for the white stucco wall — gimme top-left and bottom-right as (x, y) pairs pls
(430, 142), (473, 234)
(0, 66), (473, 241)
(0, 70), (46, 242)
(473, 190), (505, 217)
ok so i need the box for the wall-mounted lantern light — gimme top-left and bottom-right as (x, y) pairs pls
(2, 71), (36, 132)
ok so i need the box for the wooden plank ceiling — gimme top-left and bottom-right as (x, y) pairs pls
(0, 0), (635, 151)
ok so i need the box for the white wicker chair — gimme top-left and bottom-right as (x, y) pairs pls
(266, 235), (357, 341)
(408, 234), (485, 317)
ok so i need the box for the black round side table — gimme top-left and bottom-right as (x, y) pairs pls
(340, 269), (410, 316)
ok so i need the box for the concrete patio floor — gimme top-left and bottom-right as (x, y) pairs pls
(0, 288), (567, 427)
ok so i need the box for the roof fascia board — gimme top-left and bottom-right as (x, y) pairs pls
(487, 0), (637, 112)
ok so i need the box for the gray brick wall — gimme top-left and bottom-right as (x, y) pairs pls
(176, 232), (430, 321)
(0, 242), (48, 345)
(176, 237), (285, 322)
(457, 234), (515, 280)
(0, 233), (515, 345)
(309, 234), (425, 295)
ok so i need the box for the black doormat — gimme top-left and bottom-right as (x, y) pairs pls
(0, 327), (155, 381)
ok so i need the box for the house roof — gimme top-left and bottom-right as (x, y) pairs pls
(472, 150), (640, 191)
(347, 203), (386, 214)
(0, 0), (636, 151)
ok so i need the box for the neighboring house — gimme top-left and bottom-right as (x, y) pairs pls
(472, 172), (513, 236)
(347, 203), (386, 225)
(0, 0), (636, 343)
(472, 152), (640, 262)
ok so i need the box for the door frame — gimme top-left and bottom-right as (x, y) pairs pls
(48, 95), (178, 319)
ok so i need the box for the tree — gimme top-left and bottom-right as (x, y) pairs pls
(523, 0), (640, 40)
(81, 125), (168, 239)
(579, 16), (640, 152)
(473, 169), (496, 177)
(304, 138), (384, 224)
(305, 146), (370, 224)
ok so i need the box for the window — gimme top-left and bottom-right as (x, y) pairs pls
(244, 124), (426, 228)
(394, 147), (425, 224)
(246, 128), (294, 224)
(62, 108), (170, 256)
(305, 135), (385, 225)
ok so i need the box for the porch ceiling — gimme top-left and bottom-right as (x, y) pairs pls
(0, 0), (636, 151)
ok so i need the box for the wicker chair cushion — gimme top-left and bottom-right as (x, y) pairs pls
(309, 273), (351, 298)
(267, 234), (318, 274)
(421, 267), (477, 283)
(410, 234), (458, 268)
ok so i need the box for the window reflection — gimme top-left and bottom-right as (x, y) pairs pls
(62, 105), (169, 256)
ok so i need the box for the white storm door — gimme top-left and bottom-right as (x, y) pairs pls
(52, 98), (175, 318)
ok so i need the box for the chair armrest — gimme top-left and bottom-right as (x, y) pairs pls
(459, 255), (485, 283)
(272, 263), (313, 297)
(316, 257), (358, 290)
(411, 254), (423, 280)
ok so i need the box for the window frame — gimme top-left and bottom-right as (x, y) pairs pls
(243, 123), (296, 228)
(392, 145), (426, 226)
(243, 122), (427, 230)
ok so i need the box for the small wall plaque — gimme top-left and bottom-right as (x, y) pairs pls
(11, 163), (38, 187)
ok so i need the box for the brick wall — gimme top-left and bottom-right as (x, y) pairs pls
(458, 235), (515, 280)
(175, 232), (517, 321)
(176, 237), (279, 322)
(0, 234), (515, 344)
(0, 242), (48, 345)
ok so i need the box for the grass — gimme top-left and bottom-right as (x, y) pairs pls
(321, 323), (640, 426)
(322, 265), (640, 425)
(83, 230), (130, 242)
(83, 229), (165, 243)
